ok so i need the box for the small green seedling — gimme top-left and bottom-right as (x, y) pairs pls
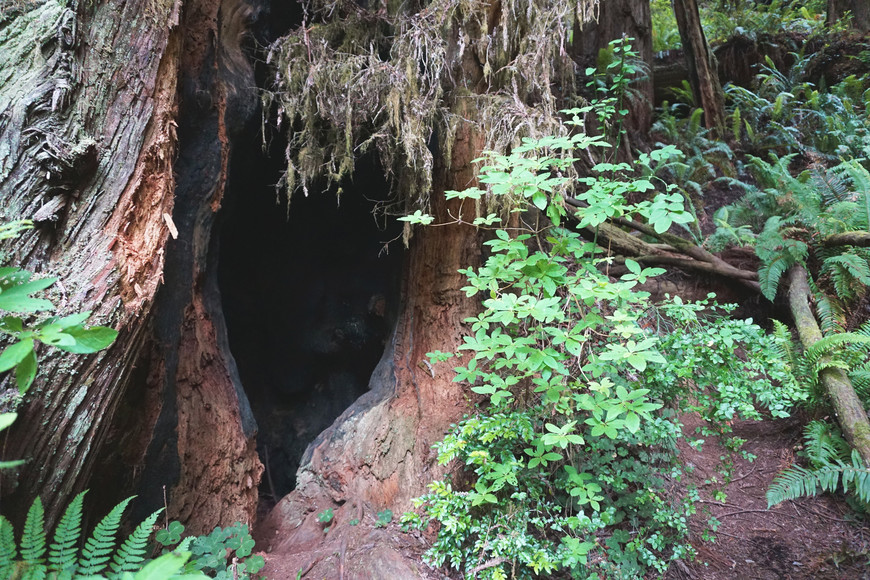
(375, 509), (393, 528)
(317, 508), (334, 524)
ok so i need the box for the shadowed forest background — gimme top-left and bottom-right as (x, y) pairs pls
(2, 0), (870, 578)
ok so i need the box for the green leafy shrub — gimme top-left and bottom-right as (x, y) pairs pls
(642, 295), (804, 425)
(156, 521), (264, 580)
(401, 106), (803, 578)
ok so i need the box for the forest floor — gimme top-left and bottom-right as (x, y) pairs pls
(666, 413), (870, 580)
(257, 410), (870, 579)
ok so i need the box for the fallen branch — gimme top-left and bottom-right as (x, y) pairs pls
(564, 197), (760, 290)
(787, 265), (870, 465)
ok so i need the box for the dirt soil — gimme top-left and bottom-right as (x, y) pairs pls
(667, 414), (870, 580)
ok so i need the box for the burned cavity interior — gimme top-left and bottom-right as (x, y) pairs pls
(218, 152), (403, 502)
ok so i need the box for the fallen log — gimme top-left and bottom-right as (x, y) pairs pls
(787, 265), (870, 466)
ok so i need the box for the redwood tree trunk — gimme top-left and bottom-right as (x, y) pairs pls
(253, 96), (485, 580)
(827, 0), (870, 31)
(0, 0), (262, 531)
(673, 0), (727, 135)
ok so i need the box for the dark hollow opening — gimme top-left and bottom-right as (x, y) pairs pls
(218, 132), (404, 506)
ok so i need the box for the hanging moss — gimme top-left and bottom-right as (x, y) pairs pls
(266, 0), (599, 218)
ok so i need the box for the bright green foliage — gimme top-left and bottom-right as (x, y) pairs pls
(642, 296), (804, 424)
(20, 497), (47, 571)
(156, 521), (264, 580)
(77, 498), (134, 576)
(122, 551), (206, 580)
(48, 491), (86, 575)
(0, 517), (14, 580)
(111, 510), (164, 575)
(0, 493), (211, 579)
(651, 0), (826, 52)
(768, 421), (870, 507)
(726, 57), (870, 160)
(375, 510), (393, 528)
(0, 220), (118, 394)
(0, 493), (268, 579)
(714, 151), (870, 305)
(315, 509), (333, 524)
(402, 102), (802, 577)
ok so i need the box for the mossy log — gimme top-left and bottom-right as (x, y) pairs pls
(787, 265), (870, 466)
(821, 231), (870, 248)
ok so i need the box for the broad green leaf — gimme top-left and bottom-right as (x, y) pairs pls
(54, 326), (118, 354)
(0, 338), (34, 373)
(0, 277), (57, 312)
(0, 413), (16, 431)
(15, 349), (37, 393)
(0, 316), (23, 333)
(52, 312), (91, 329)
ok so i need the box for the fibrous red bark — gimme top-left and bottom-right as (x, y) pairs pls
(0, 0), (262, 532)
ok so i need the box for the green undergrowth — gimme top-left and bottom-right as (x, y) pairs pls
(399, 108), (805, 578)
(0, 491), (264, 580)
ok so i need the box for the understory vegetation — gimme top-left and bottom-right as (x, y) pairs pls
(4, 1), (870, 579)
(399, 108), (805, 577)
(398, 16), (870, 580)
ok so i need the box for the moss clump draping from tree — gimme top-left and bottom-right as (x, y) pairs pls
(265, 0), (600, 239)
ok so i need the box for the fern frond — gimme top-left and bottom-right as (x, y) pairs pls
(803, 420), (850, 465)
(849, 365), (870, 399)
(767, 463), (865, 506)
(48, 490), (85, 574)
(810, 279), (846, 334)
(822, 253), (870, 301)
(110, 508), (163, 575)
(758, 256), (790, 301)
(806, 332), (870, 363)
(812, 166), (850, 206)
(0, 516), (16, 580)
(769, 420), (870, 507)
(77, 496), (134, 576)
(20, 497), (46, 568)
(770, 320), (797, 363)
(840, 159), (870, 229)
(842, 449), (870, 501)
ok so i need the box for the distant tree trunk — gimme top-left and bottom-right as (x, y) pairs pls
(827, 0), (870, 31)
(0, 0), (262, 531)
(673, 0), (726, 135)
(573, 0), (654, 141)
